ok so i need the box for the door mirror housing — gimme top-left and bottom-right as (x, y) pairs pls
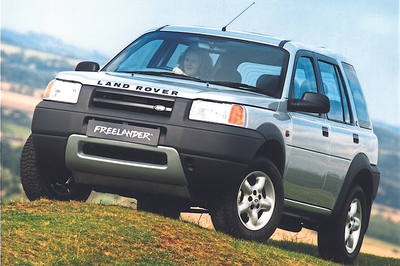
(75, 61), (100, 72)
(288, 92), (330, 113)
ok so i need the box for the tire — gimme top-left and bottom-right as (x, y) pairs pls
(209, 157), (284, 242)
(137, 196), (181, 219)
(318, 185), (367, 264)
(20, 135), (92, 201)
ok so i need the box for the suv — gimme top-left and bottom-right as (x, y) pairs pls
(21, 25), (380, 263)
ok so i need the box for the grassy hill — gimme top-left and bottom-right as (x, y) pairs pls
(1, 29), (399, 263)
(2, 199), (399, 266)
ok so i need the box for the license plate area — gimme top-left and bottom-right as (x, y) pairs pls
(86, 120), (160, 146)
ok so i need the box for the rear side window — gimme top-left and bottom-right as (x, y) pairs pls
(318, 61), (351, 123)
(342, 63), (372, 129)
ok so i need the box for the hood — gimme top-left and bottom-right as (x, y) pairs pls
(56, 71), (282, 110)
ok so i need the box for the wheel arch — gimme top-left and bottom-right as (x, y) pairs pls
(332, 153), (380, 230)
(254, 123), (286, 176)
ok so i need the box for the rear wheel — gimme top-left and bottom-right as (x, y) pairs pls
(209, 157), (284, 242)
(20, 135), (91, 201)
(318, 185), (367, 264)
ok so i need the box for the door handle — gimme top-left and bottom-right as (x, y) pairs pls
(322, 126), (329, 137)
(353, 134), (359, 144)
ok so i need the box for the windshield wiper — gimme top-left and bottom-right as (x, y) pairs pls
(208, 81), (272, 96)
(124, 71), (204, 82)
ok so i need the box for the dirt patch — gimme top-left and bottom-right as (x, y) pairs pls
(1, 88), (42, 115)
(371, 204), (400, 223)
(180, 212), (400, 259)
(90, 189), (400, 259)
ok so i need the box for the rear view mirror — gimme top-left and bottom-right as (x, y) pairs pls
(75, 61), (100, 72)
(288, 92), (330, 113)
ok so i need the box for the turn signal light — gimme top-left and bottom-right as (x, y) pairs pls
(43, 79), (55, 99)
(228, 105), (245, 125)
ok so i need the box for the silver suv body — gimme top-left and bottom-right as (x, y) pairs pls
(21, 25), (380, 264)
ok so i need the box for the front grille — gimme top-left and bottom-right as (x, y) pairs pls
(82, 143), (167, 165)
(92, 88), (175, 117)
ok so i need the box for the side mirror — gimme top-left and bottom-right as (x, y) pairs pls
(75, 61), (100, 72)
(288, 92), (330, 113)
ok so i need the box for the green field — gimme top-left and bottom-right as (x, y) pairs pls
(2, 199), (400, 266)
(2, 121), (31, 140)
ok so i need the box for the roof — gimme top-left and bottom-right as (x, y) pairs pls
(156, 25), (286, 47)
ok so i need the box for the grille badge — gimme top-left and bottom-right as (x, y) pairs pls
(154, 105), (166, 112)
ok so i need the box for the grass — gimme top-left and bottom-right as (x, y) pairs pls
(2, 200), (400, 266)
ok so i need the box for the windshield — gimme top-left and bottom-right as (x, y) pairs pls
(103, 31), (289, 98)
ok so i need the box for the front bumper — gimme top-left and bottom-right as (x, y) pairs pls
(31, 97), (265, 199)
(65, 134), (191, 198)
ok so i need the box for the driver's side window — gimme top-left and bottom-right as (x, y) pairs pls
(293, 57), (318, 99)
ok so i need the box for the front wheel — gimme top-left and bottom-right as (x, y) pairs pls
(318, 185), (367, 264)
(209, 157), (284, 242)
(20, 135), (92, 201)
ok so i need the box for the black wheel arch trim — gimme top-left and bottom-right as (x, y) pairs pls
(255, 122), (286, 175)
(332, 153), (380, 228)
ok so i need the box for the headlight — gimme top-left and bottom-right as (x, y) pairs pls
(189, 100), (245, 126)
(43, 79), (82, 104)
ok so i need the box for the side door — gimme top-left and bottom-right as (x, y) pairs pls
(285, 51), (330, 207)
(315, 58), (361, 209)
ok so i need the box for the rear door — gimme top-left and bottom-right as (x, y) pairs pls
(315, 58), (361, 209)
(285, 51), (330, 207)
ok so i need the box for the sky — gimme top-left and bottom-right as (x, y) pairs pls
(1, 0), (399, 127)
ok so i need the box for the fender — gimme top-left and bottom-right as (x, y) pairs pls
(333, 153), (380, 213)
(255, 122), (286, 175)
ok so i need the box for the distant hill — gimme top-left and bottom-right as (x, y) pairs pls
(373, 122), (400, 208)
(1, 29), (109, 93)
(1, 28), (109, 64)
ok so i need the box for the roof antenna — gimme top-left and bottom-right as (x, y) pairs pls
(222, 2), (256, 32)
